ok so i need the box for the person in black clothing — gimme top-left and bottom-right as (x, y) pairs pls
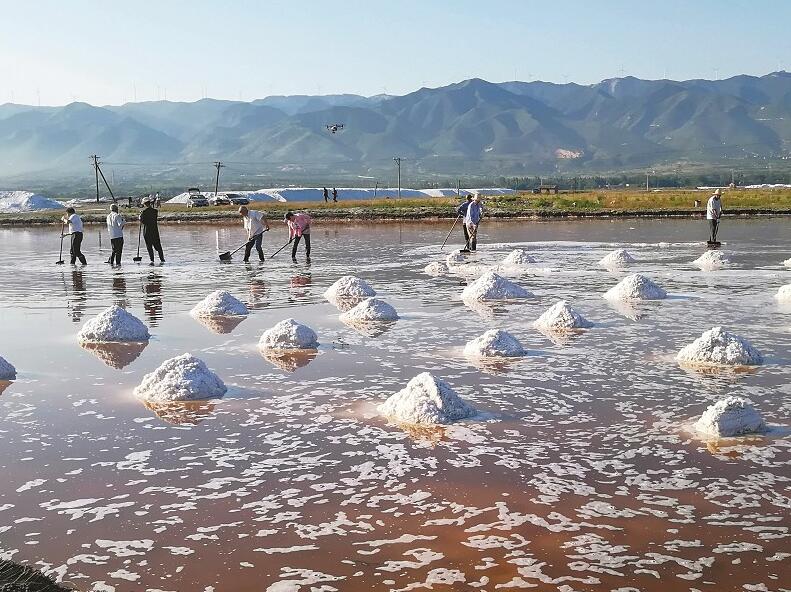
(139, 198), (165, 265)
(323, 187), (329, 203)
(332, 187), (338, 202)
(456, 194), (473, 245)
(62, 207), (87, 265)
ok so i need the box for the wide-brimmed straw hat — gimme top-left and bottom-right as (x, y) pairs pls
(713, 188), (722, 196)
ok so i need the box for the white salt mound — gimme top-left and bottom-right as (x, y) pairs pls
(533, 300), (593, 331)
(463, 329), (525, 357)
(502, 249), (536, 265)
(599, 248), (636, 267)
(676, 327), (763, 366)
(191, 290), (248, 317)
(462, 272), (533, 301)
(378, 372), (477, 425)
(324, 276), (376, 301)
(775, 284), (791, 302)
(784, 258), (791, 268)
(78, 305), (150, 342)
(340, 298), (399, 322)
(424, 261), (449, 276)
(446, 252), (467, 267)
(133, 353), (227, 402)
(259, 318), (318, 350)
(693, 250), (732, 269)
(0, 355), (16, 380)
(604, 273), (667, 301)
(694, 396), (766, 437)
(0, 190), (63, 213)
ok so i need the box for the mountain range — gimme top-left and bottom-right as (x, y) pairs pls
(1, 72), (790, 181)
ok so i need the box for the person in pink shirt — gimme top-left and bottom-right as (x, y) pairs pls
(285, 211), (312, 261)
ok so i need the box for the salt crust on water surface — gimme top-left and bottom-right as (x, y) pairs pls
(190, 290), (248, 317)
(694, 250), (732, 269)
(694, 396), (766, 437)
(323, 276), (376, 301)
(259, 319), (318, 350)
(424, 261), (449, 276)
(463, 329), (525, 357)
(133, 353), (227, 402)
(77, 305), (150, 343)
(604, 273), (667, 301)
(339, 298), (398, 322)
(502, 249), (536, 265)
(676, 327), (763, 366)
(534, 300), (593, 331)
(0, 355), (16, 380)
(599, 248), (636, 267)
(462, 272), (533, 301)
(379, 372), (477, 425)
(775, 284), (791, 302)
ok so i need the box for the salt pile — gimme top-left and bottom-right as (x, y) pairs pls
(599, 249), (636, 267)
(379, 372), (477, 425)
(533, 300), (593, 331)
(340, 298), (399, 323)
(0, 190), (63, 213)
(424, 261), (449, 276)
(676, 327), (763, 367)
(461, 272), (533, 301)
(259, 319), (318, 350)
(0, 355), (16, 380)
(78, 305), (150, 342)
(775, 284), (791, 302)
(784, 258), (791, 268)
(134, 353), (227, 402)
(463, 329), (525, 357)
(190, 290), (248, 317)
(693, 250), (732, 270)
(604, 273), (667, 301)
(446, 252), (467, 267)
(502, 249), (536, 265)
(694, 397), (766, 437)
(324, 276), (376, 302)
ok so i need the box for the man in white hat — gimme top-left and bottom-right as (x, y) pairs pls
(706, 188), (723, 243)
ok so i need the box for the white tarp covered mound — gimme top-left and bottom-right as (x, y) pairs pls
(191, 290), (248, 317)
(677, 327), (763, 367)
(693, 250), (732, 270)
(464, 329), (525, 357)
(694, 396), (766, 437)
(0, 191), (62, 213)
(340, 298), (398, 322)
(604, 273), (667, 301)
(599, 249), (636, 267)
(775, 284), (791, 302)
(424, 261), (449, 276)
(379, 372), (477, 425)
(534, 300), (593, 332)
(502, 249), (536, 265)
(324, 276), (376, 303)
(259, 319), (318, 350)
(134, 353), (227, 402)
(0, 355), (16, 380)
(462, 272), (533, 301)
(78, 305), (150, 343)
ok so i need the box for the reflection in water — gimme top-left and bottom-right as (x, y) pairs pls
(247, 276), (269, 310)
(80, 341), (148, 369)
(111, 272), (128, 307)
(141, 399), (216, 425)
(143, 272), (163, 326)
(341, 318), (396, 338)
(0, 381), (12, 396)
(260, 348), (318, 372)
(387, 420), (446, 446)
(289, 273), (312, 299)
(193, 314), (245, 335)
(327, 296), (365, 312)
(677, 360), (758, 376)
(535, 327), (586, 346)
(66, 270), (87, 323)
(466, 354), (523, 374)
(606, 299), (647, 321)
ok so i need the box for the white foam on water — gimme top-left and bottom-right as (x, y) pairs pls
(133, 353), (227, 402)
(461, 272), (533, 302)
(501, 249), (536, 265)
(463, 329), (525, 358)
(694, 397), (766, 438)
(424, 261), (449, 276)
(259, 319), (318, 350)
(0, 355), (16, 380)
(676, 327), (763, 367)
(339, 298), (398, 322)
(603, 273), (667, 301)
(190, 290), (249, 317)
(775, 284), (791, 302)
(324, 276), (376, 304)
(693, 250), (733, 270)
(533, 300), (593, 331)
(378, 372), (477, 425)
(77, 306), (150, 343)
(599, 248), (636, 267)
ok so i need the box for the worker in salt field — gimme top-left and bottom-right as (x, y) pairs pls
(285, 211), (312, 261)
(332, 187), (338, 202)
(456, 194), (473, 245)
(62, 207), (87, 265)
(106, 204), (125, 266)
(239, 205), (269, 262)
(139, 197), (165, 265)
(323, 187), (329, 203)
(706, 188), (723, 243)
(464, 194), (484, 251)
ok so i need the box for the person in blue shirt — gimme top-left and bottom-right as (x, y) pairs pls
(463, 194), (484, 251)
(456, 194), (473, 245)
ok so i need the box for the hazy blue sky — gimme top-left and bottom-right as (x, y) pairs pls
(1, 0), (789, 106)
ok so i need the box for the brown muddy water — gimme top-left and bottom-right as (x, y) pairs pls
(0, 218), (789, 592)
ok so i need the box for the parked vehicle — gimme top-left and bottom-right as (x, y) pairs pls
(208, 193), (231, 206)
(226, 193), (250, 205)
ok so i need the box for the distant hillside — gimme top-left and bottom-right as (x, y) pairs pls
(1, 71), (790, 180)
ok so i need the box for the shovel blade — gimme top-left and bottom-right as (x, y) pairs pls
(218, 252), (232, 261)
(55, 260), (65, 265)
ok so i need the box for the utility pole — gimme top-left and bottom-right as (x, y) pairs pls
(646, 171), (650, 191)
(456, 179), (460, 197)
(213, 161), (225, 197)
(91, 155), (100, 203)
(393, 157), (402, 199)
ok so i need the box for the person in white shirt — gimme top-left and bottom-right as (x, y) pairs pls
(238, 206), (269, 262)
(106, 204), (125, 265)
(62, 207), (87, 265)
(706, 188), (723, 243)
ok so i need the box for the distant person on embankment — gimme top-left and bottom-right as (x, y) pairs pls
(456, 194), (473, 245)
(285, 211), (312, 261)
(140, 197), (165, 265)
(332, 188), (338, 203)
(464, 194), (484, 251)
(239, 206), (269, 263)
(323, 187), (329, 203)
(106, 204), (125, 266)
(62, 207), (87, 265)
(706, 188), (723, 243)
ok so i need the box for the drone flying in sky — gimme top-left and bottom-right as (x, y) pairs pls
(325, 123), (344, 134)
